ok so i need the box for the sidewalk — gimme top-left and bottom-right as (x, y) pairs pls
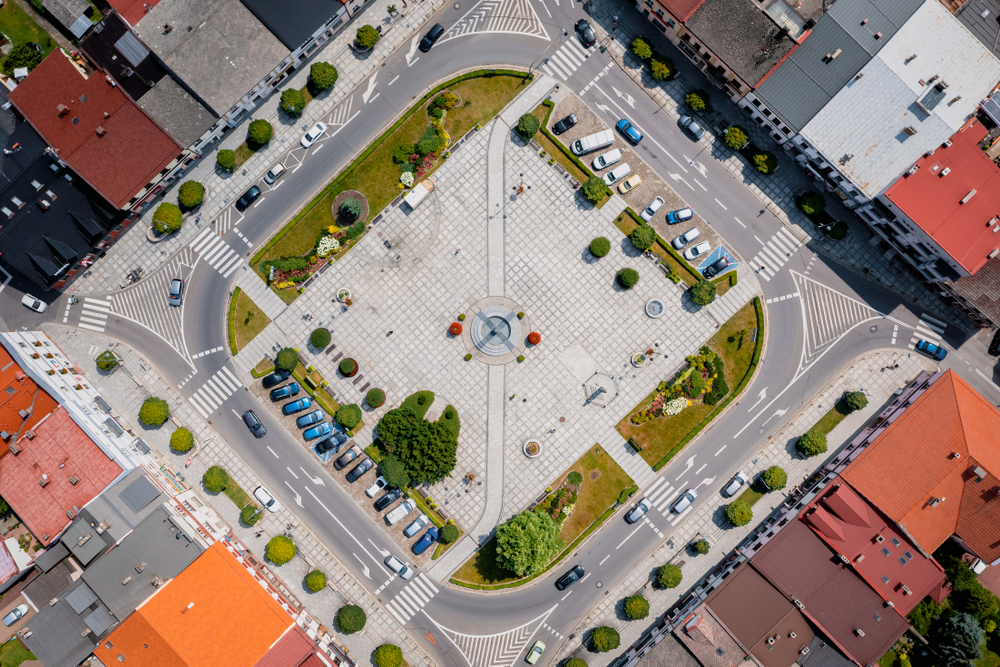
(68, 0), (449, 297)
(553, 347), (936, 665)
(42, 324), (432, 667)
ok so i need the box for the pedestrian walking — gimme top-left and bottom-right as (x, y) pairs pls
(387, 330), (394, 336)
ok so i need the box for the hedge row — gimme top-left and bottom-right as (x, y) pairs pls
(536, 100), (600, 187)
(622, 207), (702, 283)
(227, 287), (241, 355)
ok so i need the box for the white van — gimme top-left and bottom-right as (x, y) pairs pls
(571, 129), (614, 155)
(385, 499), (416, 525)
(603, 163), (631, 186)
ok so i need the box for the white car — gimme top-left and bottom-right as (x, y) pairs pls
(253, 485), (281, 513)
(603, 163), (631, 186)
(301, 122), (328, 148)
(264, 163), (286, 184)
(385, 499), (416, 525)
(625, 498), (652, 524)
(403, 514), (430, 537)
(672, 228), (700, 249)
(365, 476), (388, 498)
(384, 554), (414, 580)
(21, 294), (46, 313)
(640, 197), (664, 221)
(2, 603), (28, 627)
(592, 149), (622, 170)
(722, 472), (749, 498)
(671, 488), (698, 514)
(683, 241), (712, 261)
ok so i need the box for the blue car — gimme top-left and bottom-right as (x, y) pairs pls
(616, 118), (643, 145)
(270, 382), (300, 401)
(296, 409), (325, 428)
(303, 422), (333, 441)
(282, 396), (312, 415)
(412, 527), (439, 555)
(915, 339), (947, 360)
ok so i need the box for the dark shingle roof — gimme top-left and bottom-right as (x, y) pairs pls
(946, 256), (1000, 326)
(957, 0), (1000, 56)
(239, 0), (343, 50)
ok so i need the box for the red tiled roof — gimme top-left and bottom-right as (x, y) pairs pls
(0, 407), (122, 545)
(0, 346), (59, 447)
(651, 0), (707, 22)
(254, 624), (320, 667)
(106, 0), (161, 27)
(8, 53), (182, 210)
(883, 120), (1000, 275)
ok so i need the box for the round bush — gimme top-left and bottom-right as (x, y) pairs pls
(592, 626), (620, 653)
(798, 191), (826, 216)
(691, 280), (717, 306)
(95, 350), (118, 371)
(630, 224), (656, 252)
(337, 604), (367, 634)
(568, 471), (584, 486)
(240, 504), (261, 526)
(617, 268), (639, 289)
(275, 347), (299, 372)
(340, 197), (363, 221)
(827, 221), (849, 240)
(170, 427), (194, 453)
(797, 430), (828, 457)
(152, 203), (183, 235)
(310, 62), (339, 91)
(449, 322), (463, 335)
(657, 564), (682, 589)
(266, 535), (296, 565)
(695, 539), (710, 555)
(724, 126), (749, 150)
(366, 388), (386, 408)
(726, 500), (753, 527)
(685, 89), (710, 112)
(845, 391), (868, 412)
(177, 180), (204, 209)
(373, 644), (402, 667)
(248, 119), (273, 145)
(356, 25), (380, 49)
(590, 237), (611, 257)
(138, 397), (170, 426)
(304, 570), (327, 592)
(566, 659), (589, 667)
(581, 176), (610, 205)
(517, 355), (525, 362)
(464, 353), (472, 361)
(280, 88), (306, 116)
(339, 358), (358, 377)
(528, 332), (541, 345)
(202, 466), (229, 493)
(624, 594), (650, 620)
(517, 113), (540, 140)
(753, 151), (778, 175)
(631, 37), (651, 59)
(650, 58), (674, 80)
(762, 466), (788, 491)
(440, 523), (460, 544)
(335, 404), (362, 430)
(310, 328), (331, 349)
(216, 149), (236, 172)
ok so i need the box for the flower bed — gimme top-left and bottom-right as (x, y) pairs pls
(629, 346), (724, 426)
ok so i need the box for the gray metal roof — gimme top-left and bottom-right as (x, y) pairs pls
(42, 0), (90, 35)
(956, 0), (1000, 55)
(33, 542), (69, 572)
(136, 76), (217, 148)
(65, 582), (98, 613)
(22, 580), (103, 667)
(79, 468), (165, 543)
(119, 474), (159, 514)
(62, 512), (114, 566)
(84, 605), (116, 636)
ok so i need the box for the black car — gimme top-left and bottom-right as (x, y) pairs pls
(419, 23), (444, 52)
(269, 382), (300, 401)
(703, 257), (730, 278)
(261, 369), (291, 389)
(989, 329), (1000, 357)
(242, 410), (266, 438)
(315, 431), (350, 455)
(374, 488), (403, 511)
(555, 565), (585, 590)
(552, 114), (578, 135)
(236, 186), (261, 211)
(346, 458), (374, 483)
(575, 19), (596, 47)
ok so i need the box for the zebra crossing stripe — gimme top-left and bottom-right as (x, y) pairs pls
(919, 313), (947, 331)
(392, 595), (417, 619)
(385, 603), (407, 625)
(83, 297), (112, 311)
(415, 574), (439, 595)
(78, 322), (106, 332)
(915, 325), (941, 341)
(404, 584), (429, 606)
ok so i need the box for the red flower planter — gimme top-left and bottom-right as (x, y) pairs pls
(528, 332), (541, 345)
(449, 322), (463, 336)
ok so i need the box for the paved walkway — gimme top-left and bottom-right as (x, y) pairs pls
(234, 264), (289, 321)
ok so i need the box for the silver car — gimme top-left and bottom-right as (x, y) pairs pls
(683, 241), (712, 261)
(672, 228), (700, 249)
(640, 197), (664, 222)
(679, 115), (705, 140)
(671, 489), (698, 514)
(264, 163), (285, 184)
(384, 554), (414, 580)
(592, 149), (622, 170)
(722, 472), (748, 498)
(625, 498), (652, 524)
(168, 278), (183, 306)
(603, 163), (631, 186)
(3, 603), (28, 626)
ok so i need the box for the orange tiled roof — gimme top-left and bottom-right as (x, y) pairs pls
(0, 346), (59, 446)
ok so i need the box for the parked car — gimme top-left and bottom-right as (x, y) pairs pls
(667, 207), (694, 224)
(592, 149), (622, 171)
(990, 329), (1000, 356)
(704, 257), (730, 278)
(575, 19), (596, 47)
(616, 118), (643, 144)
(261, 369), (291, 389)
(301, 122), (328, 148)
(671, 488), (698, 514)
(21, 294), (46, 313)
(603, 163), (631, 186)
(640, 196), (664, 221)
(386, 499), (417, 525)
(346, 458), (374, 483)
(374, 488), (403, 511)
(296, 409), (324, 428)
(384, 554), (414, 579)
(554, 565), (585, 590)
(235, 186), (261, 211)
(413, 527), (439, 555)
(617, 174), (642, 194)
(315, 431), (349, 455)
(683, 241), (712, 261)
(404, 514), (430, 538)
(264, 163), (285, 184)
(679, 115), (705, 140)
(2, 604), (28, 627)
(335, 444), (362, 470)
(253, 485), (281, 513)
(270, 382), (300, 401)
(722, 472), (749, 498)
(672, 228), (700, 249)
(168, 278), (184, 306)
(281, 396), (311, 415)
(625, 497), (652, 524)
(242, 410), (266, 438)
(303, 422), (332, 441)
(365, 476), (388, 497)
(525, 640), (546, 665)
(419, 23), (444, 51)
(552, 114), (578, 135)
(915, 339), (947, 360)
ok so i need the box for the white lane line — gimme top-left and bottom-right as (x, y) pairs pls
(693, 178), (707, 191)
(734, 217), (746, 228)
(305, 487), (392, 575)
(599, 554), (610, 566)
(561, 590), (573, 601)
(388, 75), (400, 86)
(714, 198), (727, 210)
(287, 467), (299, 479)
(616, 522), (643, 550)
(753, 235), (765, 246)
(267, 446), (280, 459)
(594, 85), (687, 173)
(715, 445), (726, 456)
(976, 369), (1000, 394)
(695, 463), (707, 474)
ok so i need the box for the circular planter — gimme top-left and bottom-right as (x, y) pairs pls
(337, 288), (352, 303)
(631, 353), (647, 368)
(339, 358), (358, 377)
(528, 332), (541, 345)
(146, 224), (177, 243)
(645, 299), (665, 319)
(332, 190), (369, 227)
(523, 441), (541, 458)
(449, 322), (463, 336)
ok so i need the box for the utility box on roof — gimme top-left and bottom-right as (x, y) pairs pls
(403, 177), (437, 209)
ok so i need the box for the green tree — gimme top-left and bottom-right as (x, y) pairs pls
(624, 595), (650, 620)
(827, 221), (849, 240)
(177, 181), (204, 209)
(617, 268), (639, 289)
(581, 176), (610, 205)
(723, 126), (749, 150)
(691, 281), (716, 306)
(336, 404), (362, 430)
(590, 237), (611, 258)
(266, 535), (296, 565)
(658, 564), (682, 588)
(170, 427), (194, 453)
(240, 504), (261, 526)
(366, 388), (386, 407)
(281, 88), (306, 116)
(517, 113), (540, 140)
(3, 44), (43, 76)
(726, 500), (753, 527)
(568, 471), (584, 486)
(762, 466), (788, 491)
(393, 143), (415, 164)
(138, 397), (170, 426)
(694, 539), (710, 555)
(356, 25), (380, 49)
(565, 659), (588, 667)
(310, 328), (331, 349)
(380, 455), (411, 489)
(152, 203), (183, 235)
(0, 496), (9, 516)
(304, 570), (327, 592)
(685, 90), (710, 112)
(340, 198), (363, 221)
(373, 644), (402, 667)
(753, 152), (778, 174)
(96, 350), (118, 371)
(340, 358), (358, 375)
(797, 430), (828, 457)
(377, 407), (458, 483)
(592, 626), (620, 653)
(631, 37), (652, 60)
(337, 605), (367, 634)
(202, 466), (229, 493)
(310, 62), (339, 91)
(494, 510), (563, 577)
(798, 191), (826, 216)
(440, 523), (460, 544)
(217, 149), (236, 172)
(933, 612), (984, 666)
(248, 119), (273, 145)
(650, 59), (673, 80)
(275, 347), (299, 372)
(845, 391), (868, 413)
(630, 224), (656, 252)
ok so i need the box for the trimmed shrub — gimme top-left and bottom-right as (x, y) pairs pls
(695, 539), (710, 555)
(356, 25), (380, 49)
(691, 281), (716, 306)
(240, 504), (260, 526)
(845, 391), (868, 412)
(366, 388), (386, 408)
(650, 58), (673, 80)
(631, 37), (652, 60)
(217, 149), (236, 172)
(528, 332), (541, 345)
(310, 328), (331, 349)
(685, 90), (710, 112)
(266, 535), (296, 565)
(305, 570), (327, 592)
(170, 427), (194, 453)
(624, 595), (650, 620)
(275, 347), (299, 372)
(617, 268), (639, 289)
(566, 659), (589, 667)
(139, 397), (170, 426)
(96, 350), (118, 371)
(630, 224), (656, 252)
(203, 466), (229, 493)
(797, 430), (828, 457)
(581, 176), (610, 205)
(429, 105), (445, 120)
(337, 605), (367, 634)
(178, 181), (205, 209)
(568, 471), (584, 486)
(340, 198), (363, 221)
(590, 237), (611, 257)
(762, 466), (788, 491)
(657, 564), (682, 588)
(281, 88), (306, 116)
(373, 644), (402, 667)
(440, 523), (460, 544)
(336, 404), (362, 430)
(828, 221), (849, 240)
(753, 152), (778, 175)
(592, 626), (621, 653)
(723, 126), (749, 150)
(618, 485), (638, 504)
(339, 358), (358, 376)
(346, 221), (366, 240)
(248, 119), (273, 145)
(393, 143), (415, 164)
(726, 500), (753, 527)
(798, 191), (826, 215)
(310, 62), (339, 91)
(703, 361), (729, 406)
(517, 113), (540, 140)
(152, 203), (183, 235)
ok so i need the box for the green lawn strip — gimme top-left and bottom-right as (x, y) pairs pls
(227, 287), (240, 355)
(400, 390), (435, 419)
(234, 141), (262, 168)
(364, 443), (384, 463)
(231, 288), (271, 353)
(292, 362), (340, 416)
(533, 100), (609, 207)
(713, 271), (736, 298)
(612, 211), (698, 287)
(224, 478), (253, 510)
(0, 637), (36, 667)
(735, 479), (768, 507)
(0, 2), (56, 54)
(811, 400), (850, 436)
(408, 491), (446, 528)
(251, 359), (274, 378)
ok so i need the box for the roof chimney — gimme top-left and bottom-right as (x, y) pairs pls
(825, 48), (842, 61)
(972, 466), (987, 481)
(181, 602), (194, 614)
(57, 104), (69, 117)
(96, 126), (106, 137)
(940, 167), (951, 177)
(38, 473), (49, 487)
(960, 190), (977, 204)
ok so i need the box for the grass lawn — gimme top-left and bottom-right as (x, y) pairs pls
(433, 530), (462, 559)
(234, 141), (261, 168)
(735, 479), (768, 507)
(811, 398), (850, 436)
(612, 212), (697, 287)
(618, 300), (759, 465)
(252, 358), (274, 376)
(0, 2), (55, 53)
(452, 536), (515, 586)
(231, 288), (271, 353)
(292, 362), (340, 416)
(0, 638), (35, 667)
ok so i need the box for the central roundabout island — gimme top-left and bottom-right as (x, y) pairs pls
(462, 297), (530, 365)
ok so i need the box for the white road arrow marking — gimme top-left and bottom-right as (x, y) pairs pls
(283, 481), (302, 507)
(369, 539), (390, 558)
(611, 86), (635, 108)
(748, 387), (768, 412)
(405, 37), (420, 67)
(363, 72), (379, 104)
(301, 467), (326, 486)
(761, 407), (788, 427)
(596, 103), (612, 114)
(353, 554), (371, 579)
(675, 455), (695, 481)
(697, 476), (717, 488)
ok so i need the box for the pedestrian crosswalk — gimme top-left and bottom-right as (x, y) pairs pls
(750, 227), (802, 282)
(191, 229), (244, 278)
(908, 313), (946, 349)
(214, 208), (243, 236)
(428, 606), (556, 667)
(76, 296), (113, 332)
(188, 365), (242, 418)
(385, 573), (439, 625)
(639, 477), (696, 526)
(110, 251), (191, 357)
(540, 38), (590, 81)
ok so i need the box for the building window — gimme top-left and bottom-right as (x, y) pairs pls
(104, 642), (113, 649)
(667, 18), (675, 26)
(899, 557), (908, 565)
(881, 575), (890, 584)
(751, 99), (761, 107)
(904, 551), (913, 560)
(881, 547), (890, 557)
(117, 656), (125, 663)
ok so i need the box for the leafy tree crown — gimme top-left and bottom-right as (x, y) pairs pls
(494, 510), (564, 577)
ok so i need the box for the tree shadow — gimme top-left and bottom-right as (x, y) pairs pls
(619, 237), (642, 258)
(581, 247), (600, 264)
(680, 288), (702, 314)
(711, 504), (732, 529)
